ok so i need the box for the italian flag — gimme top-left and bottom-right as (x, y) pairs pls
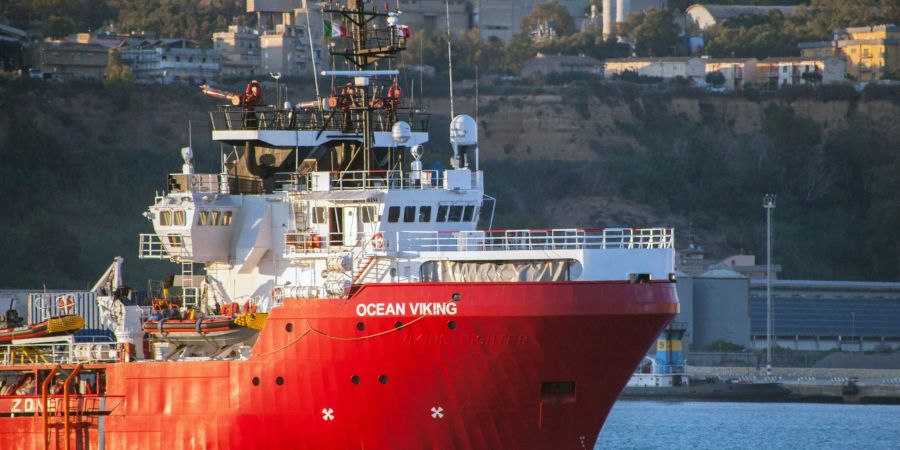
(324, 20), (347, 38)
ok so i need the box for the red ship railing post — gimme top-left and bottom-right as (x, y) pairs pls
(41, 366), (59, 450)
(62, 364), (83, 450)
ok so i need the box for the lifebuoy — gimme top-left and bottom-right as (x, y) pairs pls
(312, 234), (323, 249)
(372, 232), (385, 249)
(57, 295), (76, 313)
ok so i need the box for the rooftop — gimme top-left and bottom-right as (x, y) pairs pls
(687, 4), (798, 21)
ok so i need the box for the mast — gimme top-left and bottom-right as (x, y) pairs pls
(322, 0), (408, 172)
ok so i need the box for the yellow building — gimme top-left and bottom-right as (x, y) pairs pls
(799, 24), (900, 81)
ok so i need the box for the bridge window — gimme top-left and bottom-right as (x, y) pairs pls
(223, 211), (233, 226)
(211, 210), (221, 226)
(167, 234), (183, 247)
(387, 206), (400, 223)
(463, 205), (475, 222)
(174, 210), (186, 226)
(448, 205), (463, 222)
(361, 206), (377, 223)
(419, 206), (432, 222)
(403, 206), (416, 223)
(312, 207), (326, 224)
(436, 205), (449, 223)
(198, 210), (210, 226)
(160, 210), (173, 226)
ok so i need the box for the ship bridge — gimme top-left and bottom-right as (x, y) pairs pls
(209, 105), (431, 148)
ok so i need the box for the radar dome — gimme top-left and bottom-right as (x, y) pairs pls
(450, 115), (477, 146)
(392, 121), (412, 145)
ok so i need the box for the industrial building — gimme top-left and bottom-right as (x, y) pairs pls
(672, 271), (900, 354)
(749, 280), (900, 352)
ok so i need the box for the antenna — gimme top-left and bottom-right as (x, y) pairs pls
(188, 120), (192, 148)
(475, 64), (479, 124)
(445, 0), (454, 119)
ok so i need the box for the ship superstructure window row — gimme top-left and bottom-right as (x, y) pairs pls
(197, 210), (233, 226)
(388, 204), (477, 224)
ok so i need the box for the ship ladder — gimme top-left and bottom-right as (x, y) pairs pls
(352, 256), (375, 283)
(181, 262), (199, 309)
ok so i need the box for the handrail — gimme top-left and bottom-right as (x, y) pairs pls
(209, 105), (430, 133)
(397, 228), (674, 252)
(306, 169), (443, 191)
(63, 364), (83, 450)
(42, 366), (59, 450)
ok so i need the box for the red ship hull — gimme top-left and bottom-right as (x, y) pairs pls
(0, 281), (677, 449)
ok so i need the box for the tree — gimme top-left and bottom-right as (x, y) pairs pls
(43, 15), (77, 39)
(801, 71), (823, 85)
(520, 1), (577, 37)
(706, 70), (726, 87)
(105, 49), (133, 82)
(618, 9), (682, 57)
(504, 34), (536, 74)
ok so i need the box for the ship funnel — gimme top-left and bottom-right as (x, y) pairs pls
(450, 115), (478, 170)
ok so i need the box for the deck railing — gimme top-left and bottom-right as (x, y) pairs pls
(396, 228), (674, 253)
(307, 170), (443, 192)
(139, 233), (193, 260)
(209, 105), (430, 133)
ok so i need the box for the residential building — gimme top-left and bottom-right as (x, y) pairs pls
(119, 39), (219, 84)
(213, 26), (261, 76)
(703, 57), (758, 90)
(0, 23), (28, 72)
(37, 41), (109, 80)
(756, 56), (846, 88)
(604, 56), (707, 85)
(520, 53), (603, 78)
(799, 24), (900, 82)
(685, 4), (797, 32)
(247, 0), (328, 76)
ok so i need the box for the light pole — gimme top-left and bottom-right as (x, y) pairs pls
(764, 194), (776, 376)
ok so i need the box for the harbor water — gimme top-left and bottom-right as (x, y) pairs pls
(596, 401), (900, 450)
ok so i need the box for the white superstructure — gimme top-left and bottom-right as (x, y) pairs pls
(137, 111), (674, 316)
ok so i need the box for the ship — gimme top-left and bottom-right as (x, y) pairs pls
(0, 1), (678, 448)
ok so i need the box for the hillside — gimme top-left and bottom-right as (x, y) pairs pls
(1, 78), (899, 288)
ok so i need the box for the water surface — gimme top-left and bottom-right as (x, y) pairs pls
(597, 401), (900, 450)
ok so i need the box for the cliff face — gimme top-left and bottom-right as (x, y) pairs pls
(1, 79), (898, 287)
(425, 95), (900, 161)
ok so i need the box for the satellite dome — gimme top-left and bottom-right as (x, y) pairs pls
(392, 121), (412, 144)
(450, 115), (477, 146)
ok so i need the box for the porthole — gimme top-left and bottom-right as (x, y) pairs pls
(448, 320), (457, 330)
(276, 376), (284, 386)
(252, 377), (260, 386)
(394, 321), (404, 329)
(451, 293), (461, 301)
(351, 375), (361, 385)
(285, 323), (294, 332)
(356, 322), (365, 331)
(378, 375), (389, 384)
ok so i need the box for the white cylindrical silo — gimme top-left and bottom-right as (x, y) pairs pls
(602, 0), (616, 37)
(616, 0), (631, 23)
